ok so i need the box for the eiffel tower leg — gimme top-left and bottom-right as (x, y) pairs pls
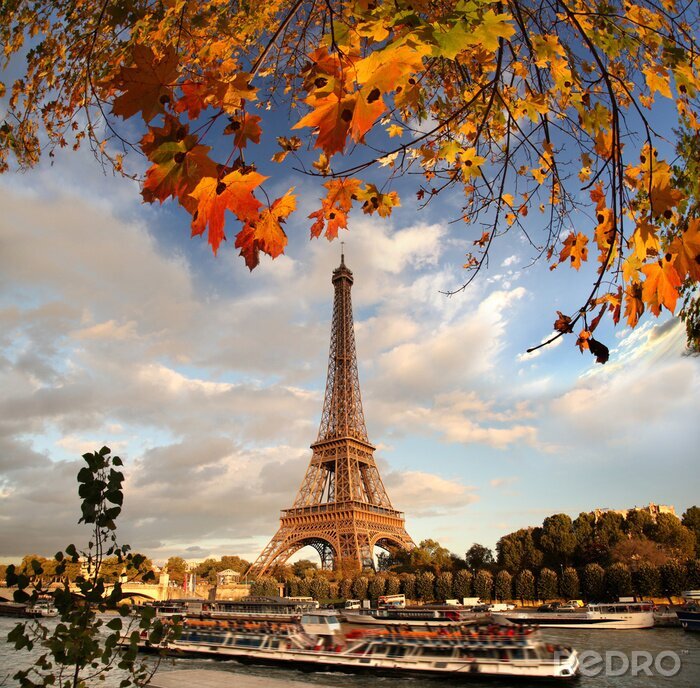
(246, 526), (302, 579)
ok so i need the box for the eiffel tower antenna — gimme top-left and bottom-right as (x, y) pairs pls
(246, 256), (414, 577)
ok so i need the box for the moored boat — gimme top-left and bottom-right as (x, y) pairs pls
(493, 602), (655, 630)
(344, 606), (488, 627)
(676, 605), (700, 632)
(132, 611), (579, 680)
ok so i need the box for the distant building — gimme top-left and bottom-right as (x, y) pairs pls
(592, 502), (676, 522)
(216, 569), (241, 586)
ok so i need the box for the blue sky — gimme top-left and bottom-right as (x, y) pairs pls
(1, 110), (699, 567)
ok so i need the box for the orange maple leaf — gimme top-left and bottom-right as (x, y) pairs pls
(293, 93), (357, 156)
(350, 87), (386, 143)
(624, 282), (645, 327)
(225, 112), (262, 149)
(559, 232), (589, 270)
(141, 122), (218, 210)
(359, 184), (400, 217)
(641, 256), (682, 315)
(308, 177), (363, 240)
(670, 218), (700, 281)
(235, 189), (296, 270)
(189, 171), (266, 254)
(112, 45), (179, 123)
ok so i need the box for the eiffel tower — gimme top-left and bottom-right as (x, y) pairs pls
(247, 253), (414, 577)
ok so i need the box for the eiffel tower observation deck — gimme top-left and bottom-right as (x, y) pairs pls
(246, 253), (415, 577)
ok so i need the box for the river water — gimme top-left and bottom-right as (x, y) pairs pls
(1, 617), (699, 687)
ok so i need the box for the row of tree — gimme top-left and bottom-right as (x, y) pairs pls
(251, 558), (700, 604)
(494, 507), (700, 572)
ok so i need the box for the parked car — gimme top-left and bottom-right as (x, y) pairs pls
(487, 603), (516, 611)
(537, 602), (562, 612)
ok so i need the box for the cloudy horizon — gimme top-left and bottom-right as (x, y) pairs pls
(1, 146), (698, 567)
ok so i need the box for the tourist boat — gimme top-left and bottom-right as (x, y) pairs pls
(0, 601), (41, 618)
(133, 611), (580, 680)
(149, 596), (319, 621)
(344, 605), (488, 627)
(28, 601), (58, 617)
(492, 602), (655, 630)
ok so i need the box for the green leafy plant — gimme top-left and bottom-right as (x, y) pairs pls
(5, 446), (180, 688)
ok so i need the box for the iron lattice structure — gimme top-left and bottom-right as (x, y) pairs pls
(247, 255), (414, 578)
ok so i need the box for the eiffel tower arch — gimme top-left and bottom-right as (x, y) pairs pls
(247, 254), (415, 578)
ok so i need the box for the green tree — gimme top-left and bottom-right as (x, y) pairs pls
(220, 555), (250, 573)
(473, 570), (493, 601)
(604, 562), (633, 600)
(385, 574), (401, 596)
(195, 558), (226, 584)
(284, 575), (300, 597)
(465, 544), (494, 571)
(537, 568), (559, 601)
(633, 562), (660, 598)
(572, 512), (596, 565)
(652, 514), (696, 558)
(582, 563), (605, 601)
(291, 559), (319, 579)
(560, 567), (580, 600)
(624, 510), (655, 538)
(594, 512), (626, 563)
(686, 560), (700, 589)
(453, 570), (473, 600)
(352, 575), (369, 601)
(515, 570), (535, 603)
(496, 529), (543, 572)
(682, 507), (700, 552)
(416, 571), (436, 601)
(495, 570), (512, 601)
(165, 556), (187, 586)
(405, 539), (454, 574)
(339, 577), (353, 600)
(659, 560), (688, 601)
(309, 576), (331, 602)
(540, 514), (577, 567)
(400, 573), (416, 601)
(368, 574), (387, 601)
(6, 447), (178, 688)
(249, 576), (279, 597)
(436, 571), (453, 601)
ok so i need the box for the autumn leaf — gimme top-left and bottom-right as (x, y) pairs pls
(576, 329), (591, 352)
(225, 113), (262, 149)
(189, 171), (266, 254)
(624, 282), (645, 328)
(235, 189), (296, 269)
(271, 136), (302, 163)
(559, 232), (589, 270)
(670, 218), (700, 281)
(641, 256), (682, 315)
(141, 117), (218, 210)
(111, 45), (179, 123)
(588, 338), (609, 364)
(553, 311), (573, 333)
(308, 177), (363, 240)
(293, 93), (356, 156)
(358, 184), (400, 217)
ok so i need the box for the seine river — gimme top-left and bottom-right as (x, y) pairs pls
(1, 618), (699, 687)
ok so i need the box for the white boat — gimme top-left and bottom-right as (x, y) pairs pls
(133, 612), (580, 680)
(344, 606), (487, 627)
(28, 601), (58, 617)
(493, 602), (655, 630)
